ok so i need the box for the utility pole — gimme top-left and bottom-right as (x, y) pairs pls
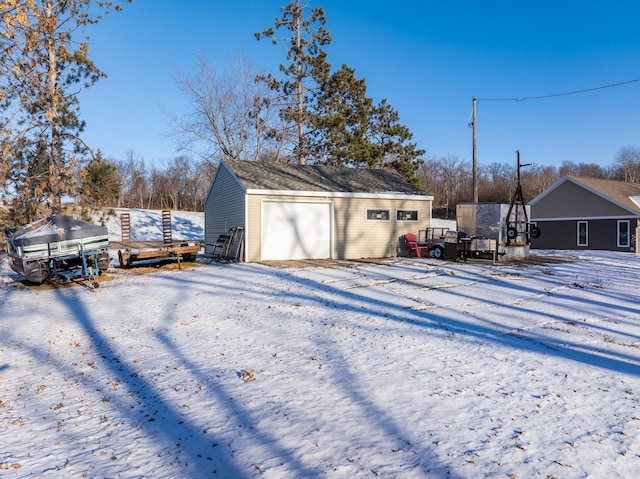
(472, 97), (478, 203)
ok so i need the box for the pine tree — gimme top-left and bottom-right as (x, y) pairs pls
(80, 151), (121, 207)
(367, 99), (425, 183)
(0, 0), (130, 219)
(257, 2), (424, 182)
(311, 64), (373, 167)
(255, 0), (331, 164)
(313, 65), (425, 183)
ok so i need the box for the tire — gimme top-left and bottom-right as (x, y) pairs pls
(530, 225), (541, 239)
(118, 250), (131, 269)
(430, 245), (444, 259)
(506, 227), (518, 240)
(97, 252), (110, 271)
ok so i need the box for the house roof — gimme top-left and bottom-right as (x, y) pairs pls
(222, 160), (430, 196)
(531, 175), (640, 215)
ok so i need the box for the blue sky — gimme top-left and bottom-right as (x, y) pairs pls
(79, 1), (640, 170)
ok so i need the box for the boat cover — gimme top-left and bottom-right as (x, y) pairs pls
(9, 215), (108, 247)
(6, 215), (110, 283)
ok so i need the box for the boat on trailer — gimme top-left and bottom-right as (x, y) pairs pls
(5, 215), (110, 286)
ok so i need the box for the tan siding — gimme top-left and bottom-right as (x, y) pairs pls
(335, 197), (431, 258)
(534, 181), (631, 219)
(204, 165), (246, 250)
(245, 194), (431, 261)
(246, 195), (262, 261)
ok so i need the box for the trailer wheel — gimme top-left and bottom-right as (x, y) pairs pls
(97, 252), (110, 271)
(506, 227), (518, 240)
(530, 225), (541, 239)
(430, 245), (444, 259)
(118, 250), (131, 269)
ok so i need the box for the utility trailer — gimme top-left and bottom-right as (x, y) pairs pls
(443, 230), (497, 262)
(4, 215), (110, 287)
(117, 210), (201, 268)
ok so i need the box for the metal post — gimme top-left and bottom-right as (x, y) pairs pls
(472, 97), (478, 203)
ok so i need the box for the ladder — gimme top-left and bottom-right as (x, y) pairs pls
(162, 210), (173, 246)
(120, 213), (131, 250)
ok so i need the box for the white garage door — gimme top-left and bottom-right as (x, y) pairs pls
(261, 201), (332, 260)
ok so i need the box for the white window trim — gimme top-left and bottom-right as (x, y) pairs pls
(617, 220), (630, 247)
(577, 221), (588, 246)
(366, 208), (391, 221)
(396, 209), (419, 222)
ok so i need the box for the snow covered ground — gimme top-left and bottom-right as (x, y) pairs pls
(1, 210), (640, 478)
(103, 208), (205, 243)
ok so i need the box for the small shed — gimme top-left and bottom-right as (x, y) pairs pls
(530, 176), (640, 252)
(204, 160), (433, 262)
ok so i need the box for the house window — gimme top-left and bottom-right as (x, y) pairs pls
(618, 220), (630, 247)
(577, 221), (588, 246)
(396, 210), (418, 221)
(366, 209), (390, 221)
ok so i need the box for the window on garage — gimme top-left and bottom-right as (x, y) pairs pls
(367, 209), (390, 221)
(577, 221), (588, 246)
(618, 220), (630, 247)
(396, 210), (418, 221)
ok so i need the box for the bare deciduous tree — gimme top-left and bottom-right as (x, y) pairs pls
(613, 145), (640, 183)
(170, 52), (289, 164)
(113, 152), (214, 211)
(521, 164), (559, 201)
(418, 156), (471, 218)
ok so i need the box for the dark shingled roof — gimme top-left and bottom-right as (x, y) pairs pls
(223, 160), (428, 195)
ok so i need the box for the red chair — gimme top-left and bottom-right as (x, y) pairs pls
(404, 233), (430, 258)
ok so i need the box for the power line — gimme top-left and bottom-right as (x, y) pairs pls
(478, 77), (640, 102)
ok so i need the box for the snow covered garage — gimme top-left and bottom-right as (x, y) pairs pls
(204, 160), (433, 262)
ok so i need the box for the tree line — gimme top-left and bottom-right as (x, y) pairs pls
(78, 152), (214, 211)
(77, 143), (640, 219)
(420, 145), (640, 218)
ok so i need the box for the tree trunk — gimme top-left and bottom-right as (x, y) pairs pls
(295, 15), (306, 165)
(46, 0), (61, 213)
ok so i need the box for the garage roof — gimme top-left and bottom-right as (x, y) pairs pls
(223, 159), (429, 196)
